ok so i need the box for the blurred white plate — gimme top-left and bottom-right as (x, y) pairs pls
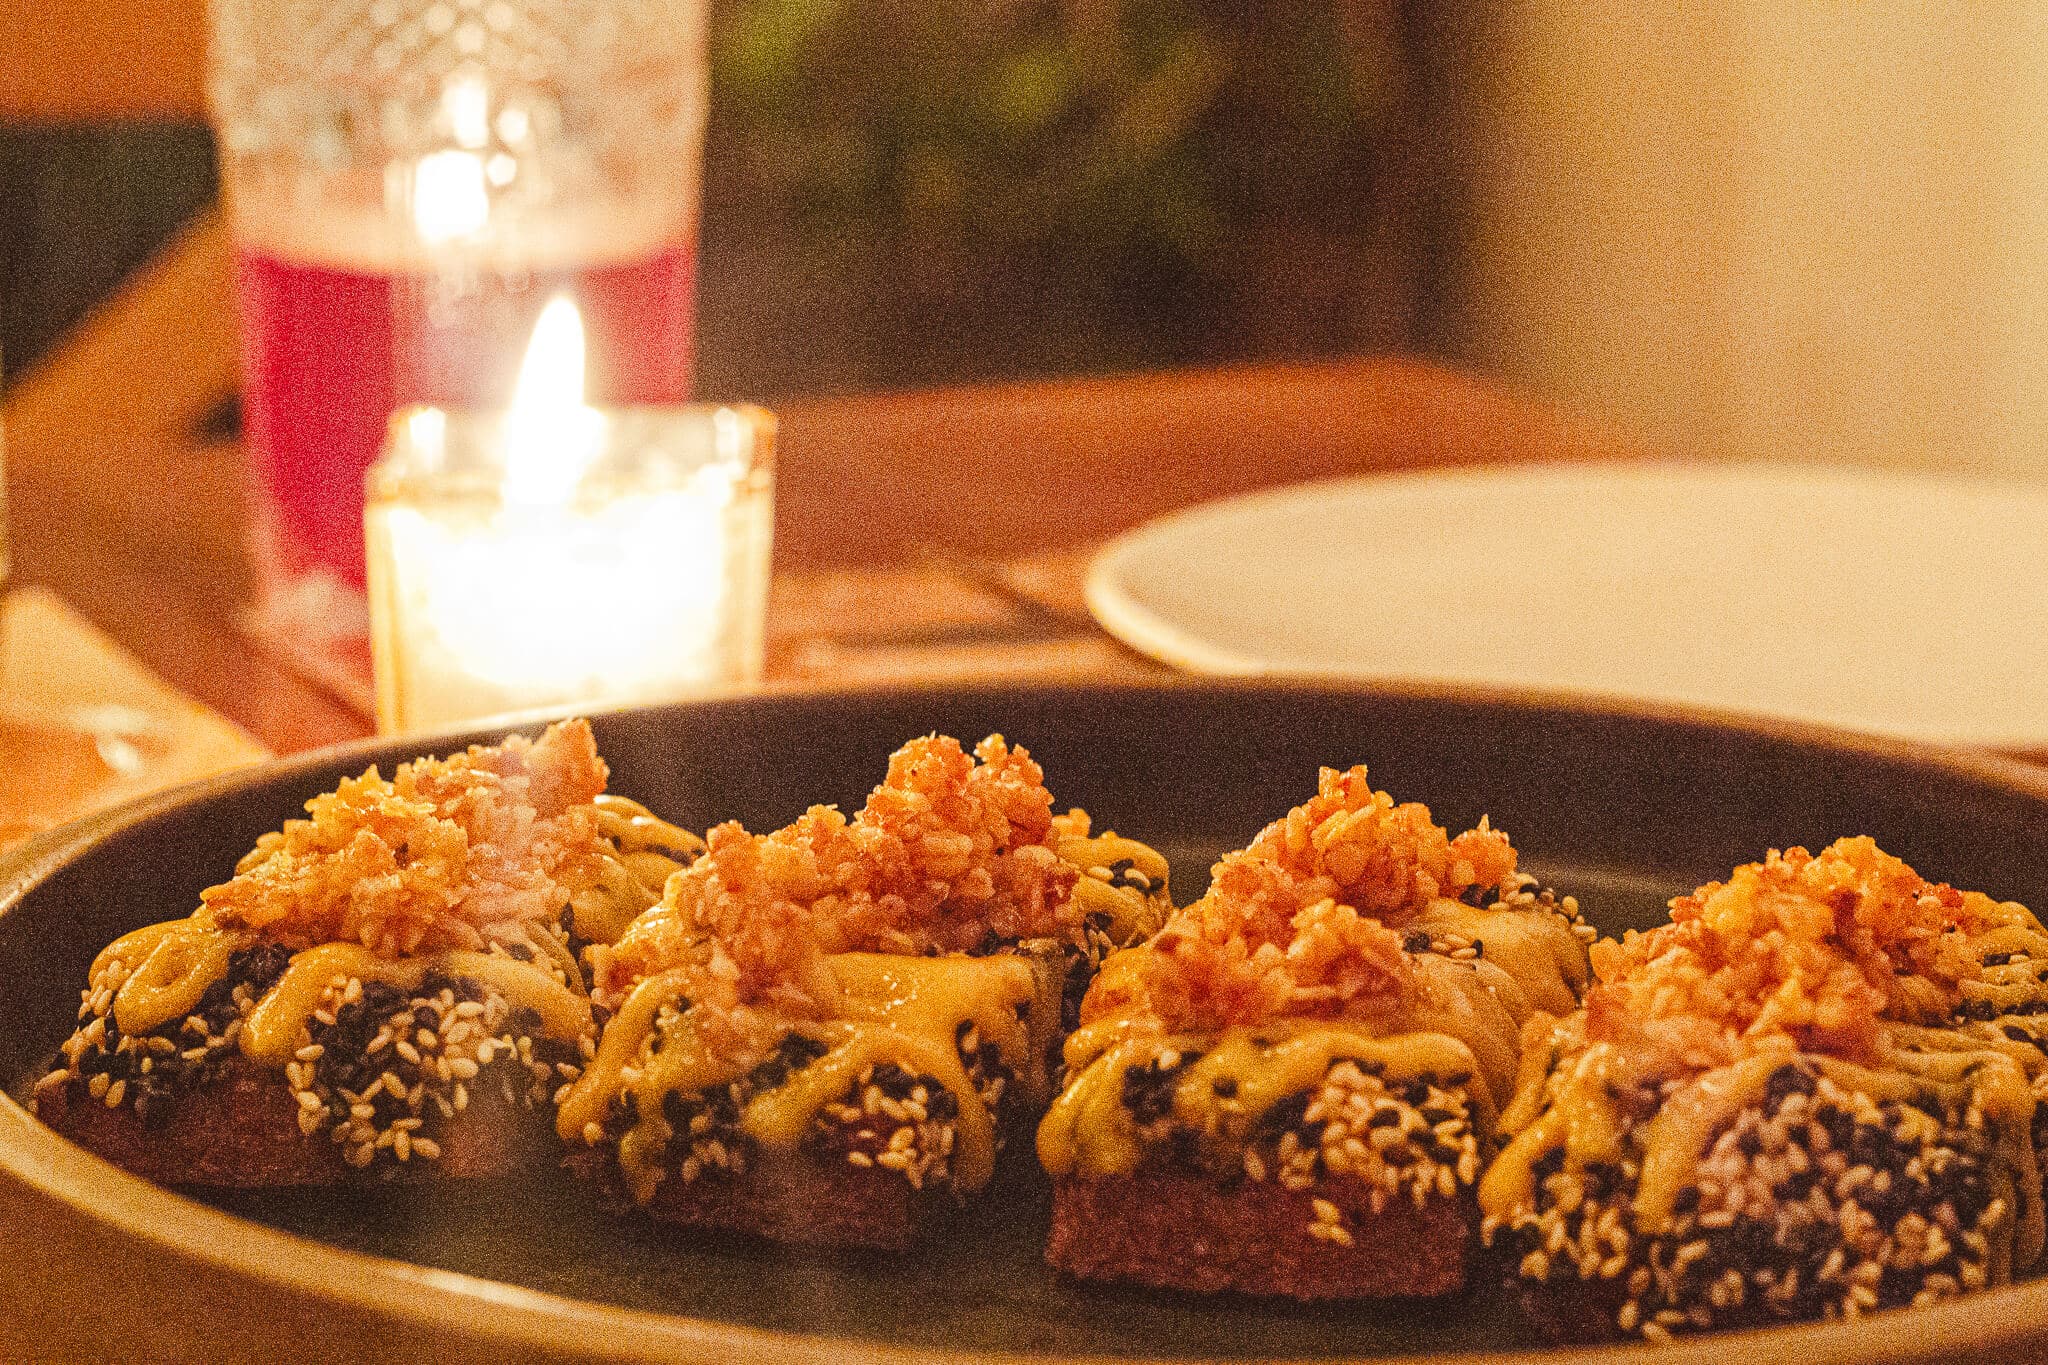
(1086, 463), (2048, 746)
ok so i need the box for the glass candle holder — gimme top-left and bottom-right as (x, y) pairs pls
(366, 403), (772, 733)
(209, 0), (709, 655)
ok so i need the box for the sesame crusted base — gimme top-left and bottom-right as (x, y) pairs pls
(1489, 1064), (2012, 1342)
(33, 1053), (549, 1187)
(42, 942), (585, 1185)
(567, 1023), (1020, 1249)
(1047, 1171), (1470, 1299)
(1048, 1060), (1483, 1299)
(1114, 1055), (1483, 1212)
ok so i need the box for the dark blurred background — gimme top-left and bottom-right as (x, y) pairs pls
(1, 0), (1446, 402)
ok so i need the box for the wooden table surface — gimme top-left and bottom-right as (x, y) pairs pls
(2, 209), (1643, 757)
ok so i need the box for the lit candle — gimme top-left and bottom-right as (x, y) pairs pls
(364, 297), (773, 733)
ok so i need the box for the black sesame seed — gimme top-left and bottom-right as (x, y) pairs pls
(1817, 1104), (1855, 1154)
(777, 1034), (828, 1068)
(360, 980), (407, 1014)
(1849, 1124), (1890, 1168)
(1765, 1063), (1819, 1108)
(868, 1062), (918, 1096)
(1876, 1265), (1923, 1309)
(1121, 1056), (1188, 1125)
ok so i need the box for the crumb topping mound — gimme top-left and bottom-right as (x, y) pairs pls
(200, 719), (612, 957)
(1587, 837), (1988, 1074)
(1243, 765), (1517, 920)
(1084, 766), (1518, 1033)
(593, 734), (1078, 1015)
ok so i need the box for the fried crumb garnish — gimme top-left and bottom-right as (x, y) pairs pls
(1241, 765), (1517, 921)
(199, 719), (611, 958)
(591, 734), (1079, 1025)
(1081, 765), (1518, 1034)
(1586, 836), (1991, 1073)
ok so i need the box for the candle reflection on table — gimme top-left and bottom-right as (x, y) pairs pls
(365, 297), (773, 735)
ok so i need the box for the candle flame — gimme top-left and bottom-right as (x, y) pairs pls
(504, 295), (605, 506)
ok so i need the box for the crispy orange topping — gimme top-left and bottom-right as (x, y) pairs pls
(1082, 765), (1517, 1033)
(592, 735), (1079, 1017)
(1242, 765), (1517, 922)
(200, 719), (610, 957)
(1586, 837), (1988, 1072)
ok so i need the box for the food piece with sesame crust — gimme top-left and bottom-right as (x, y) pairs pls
(1481, 837), (2048, 1341)
(1039, 765), (1591, 1299)
(35, 719), (698, 1186)
(556, 733), (1172, 1250)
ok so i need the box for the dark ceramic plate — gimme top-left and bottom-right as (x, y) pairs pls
(4, 681), (2048, 1365)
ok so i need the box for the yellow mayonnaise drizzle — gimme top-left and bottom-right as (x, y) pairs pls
(1057, 831), (1172, 945)
(238, 944), (590, 1062)
(1411, 900), (1588, 1018)
(100, 917), (592, 1064)
(1039, 895), (1586, 1178)
(103, 920), (238, 1037)
(1038, 1019), (1489, 1177)
(562, 794), (705, 947)
(557, 950), (1059, 1203)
